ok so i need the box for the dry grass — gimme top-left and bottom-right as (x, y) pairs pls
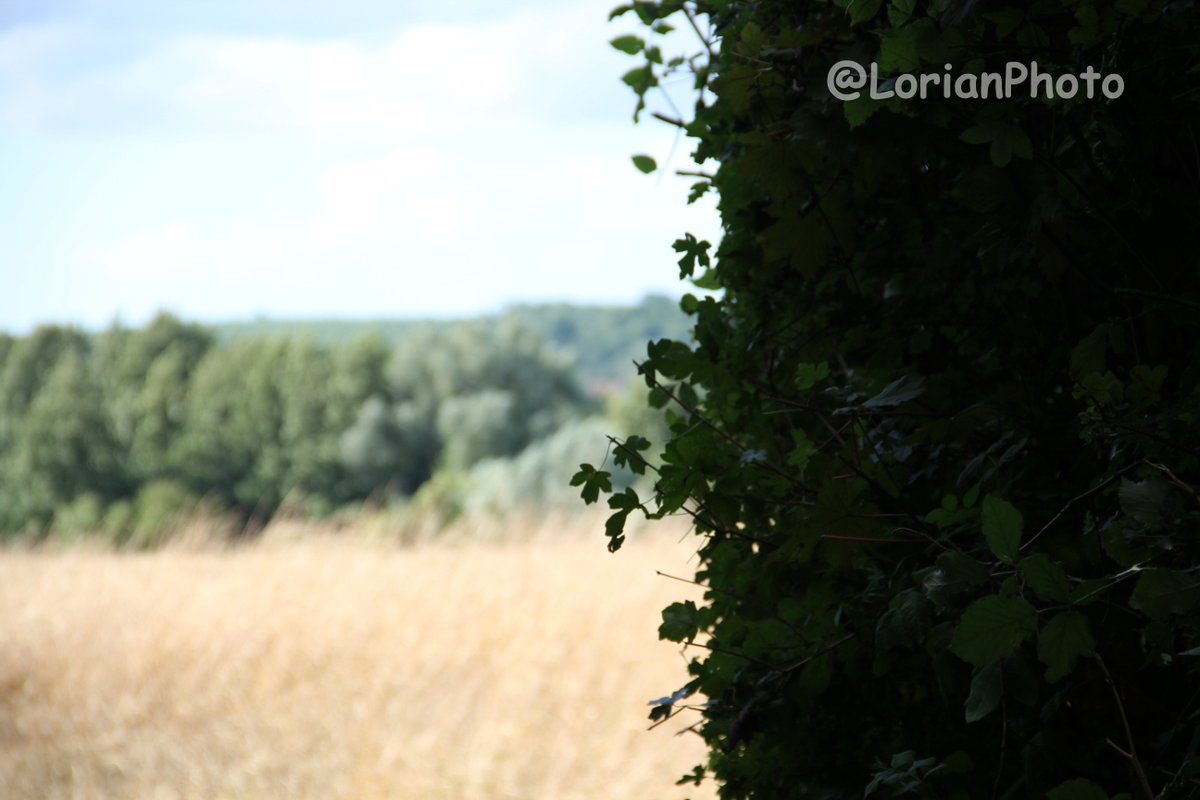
(0, 515), (713, 799)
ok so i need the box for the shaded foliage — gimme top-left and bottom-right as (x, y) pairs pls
(580, 1), (1200, 798)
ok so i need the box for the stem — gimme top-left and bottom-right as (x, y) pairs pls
(1021, 466), (1135, 552)
(1092, 653), (1155, 800)
(682, 4), (716, 63)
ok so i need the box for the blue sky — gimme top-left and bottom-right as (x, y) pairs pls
(0, 0), (720, 333)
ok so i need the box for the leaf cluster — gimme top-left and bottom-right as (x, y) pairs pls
(579, 1), (1200, 797)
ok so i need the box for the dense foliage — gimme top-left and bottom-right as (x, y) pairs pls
(0, 300), (671, 541)
(578, 1), (1200, 798)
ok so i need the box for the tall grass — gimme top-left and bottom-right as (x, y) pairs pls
(0, 514), (711, 799)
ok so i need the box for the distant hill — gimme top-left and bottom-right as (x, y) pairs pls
(211, 294), (692, 394)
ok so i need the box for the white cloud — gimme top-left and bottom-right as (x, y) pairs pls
(1, 1), (723, 331)
(0, 6), (617, 138)
(78, 218), (298, 285)
(314, 146), (472, 242)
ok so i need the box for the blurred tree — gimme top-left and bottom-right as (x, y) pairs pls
(171, 338), (285, 511)
(339, 396), (438, 496)
(436, 389), (521, 470)
(3, 348), (124, 531)
(93, 313), (212, 456)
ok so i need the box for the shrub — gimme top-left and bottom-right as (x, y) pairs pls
(581, 2), (1200, 798)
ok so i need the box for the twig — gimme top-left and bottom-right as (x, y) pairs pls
(992, 694), (1008, 800)
(1143, 460), (1200, 505)
(682, 4), (716, 63)
(1115, 287), (1200, 313)
(652, 111), (686, 128)
(1092, 653), (1155, 800)
(1021, 466), (1136, 552)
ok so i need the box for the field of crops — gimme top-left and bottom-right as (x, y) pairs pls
(0, 516), (710, 799)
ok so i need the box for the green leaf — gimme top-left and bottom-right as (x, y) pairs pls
(1047, 778), (1110, 800)
(950, 595), (1037, 667)
(983, 8), (1024, 38)
(843, 94), (880, 130)
(631, 154), (657, 174)
(1069, 324), (1110, 380)
(924, 551), (989, 610)
(1119, 478), (1171, 526)
(1130, 570), (1200, 619)
(961, 123), (1033, 167)
(1019, 554), (1070, 602)
(963, 485), (980, 508)
(659, 600), (700, 642)
(888, 0), (917, 26)
(876, 589), (933, 652)
(673, 233), (711, 278)
(964, 660), (1002, 722)
(878, 21), (929, 73)
(613, 435), (651, 475)
(609, 34), (644, 55)
(570, 464), (612, 504)
(604, 509), (629, 551)
(863, 374), (925, 408)
(990, 125), (1032, 167)
(961, 124), (1001, 145)
(837, 0), (884, 24)
(1037, 611), (1095, 682)
(621, 65), (656, 91)
(608, 486), (641, 512)
(795, 361), (830, 390)
(788, 429), (817, 470)
(982, 495), (1023, 564)
(691, 268), (722, 290)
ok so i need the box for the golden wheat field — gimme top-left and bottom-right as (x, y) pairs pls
(0, 514), (713, 800)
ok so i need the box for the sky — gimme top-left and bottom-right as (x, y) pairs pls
(0, 0), (721, 333)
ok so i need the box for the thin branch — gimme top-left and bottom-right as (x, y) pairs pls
(1114, 287), (1200, 313)
(1092, 653), (1155, 800)
(652, 111), (686, 128)
(818, 533), (925, 544)
(1143, 459), (1200, 505)
(1021, 466), (1136, 552)
(683, 640), (777, 670)
(682, 3), (716, 63)
(773, 632), (856, 675)
(992, 693), (1008, 800)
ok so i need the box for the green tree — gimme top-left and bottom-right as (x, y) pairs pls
(581, 2), (1200, 799)
(4, 348), (124, 531)
(171, 338), (286, 511)
(93, 312), (213, 455)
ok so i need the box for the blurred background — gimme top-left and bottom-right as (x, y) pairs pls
(0, 2), (718, 797)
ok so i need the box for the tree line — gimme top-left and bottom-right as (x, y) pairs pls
(0, 305), (666, 543)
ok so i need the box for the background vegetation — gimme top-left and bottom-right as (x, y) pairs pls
(0, 296), (683, 543)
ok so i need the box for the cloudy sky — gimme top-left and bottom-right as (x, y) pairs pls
(0, 0), (720, 333)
